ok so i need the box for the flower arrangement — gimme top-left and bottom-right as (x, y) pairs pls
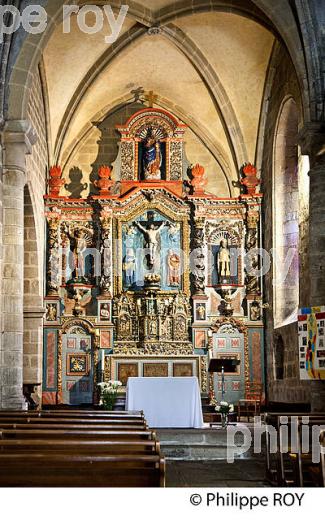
(215, 401), (234, 415)
(98, 380), (122, 410)
(215, 401), (235, 428)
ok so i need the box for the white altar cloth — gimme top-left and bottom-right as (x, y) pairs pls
(126, 377), (204, 428)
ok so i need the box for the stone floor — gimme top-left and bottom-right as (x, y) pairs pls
(165, 459), (268, 487)
(157, 425), (269, 487)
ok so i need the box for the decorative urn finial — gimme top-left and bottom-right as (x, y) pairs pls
(48, 166), (65, 197)
(95, 166), (114, 196)
(191, 164), (207, 195)
(240, 163), (260, 195)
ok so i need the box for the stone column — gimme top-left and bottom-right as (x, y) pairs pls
(0, 121), (36, 409)
(299, 123), (325, 411)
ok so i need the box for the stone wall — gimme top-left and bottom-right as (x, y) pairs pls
(261, 45), (311, 404)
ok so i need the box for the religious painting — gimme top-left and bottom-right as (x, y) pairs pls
(67, 354), (89, 376)
(67, 338), (76, 349)
(143, 363), (168, 377)
(45, 301), (60, 325)
(122, 211), (182, 291)
(100, 331), (112, 349)
(194, 330), (206, 349)
(118, 363), (139, 386)
(195, 303), (207, 322)
(98, 302), (111, 322)
(80, 338), (91, 351)
(173, 363), (193, 377)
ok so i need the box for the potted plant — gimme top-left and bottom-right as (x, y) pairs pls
(215, 401), (234, 428)
(98, 380), (122, 411)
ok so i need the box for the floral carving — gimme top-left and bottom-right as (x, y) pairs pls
(48, 166), (65, 197)
(94, 166), (114, 196)
(191, 164), (207, 194)
(241, 164), (260, 195)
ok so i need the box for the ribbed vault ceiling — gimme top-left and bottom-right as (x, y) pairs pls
(42, 8), (274, 195)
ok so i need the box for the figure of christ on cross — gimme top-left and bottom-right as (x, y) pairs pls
(134, 214), (167, 269)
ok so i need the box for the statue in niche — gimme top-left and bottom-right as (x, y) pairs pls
(149, 319), (158, 336)
(142, 128), (162, 180)
(167, 249), (181, 287)
(134, 220), (166, 269)
(123, 248), (136, 286)
(69, 229), (89, 280)
(46, 304), (57, 322)
(217, 240), (231, 280)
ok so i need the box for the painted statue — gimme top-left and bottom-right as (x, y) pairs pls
(218, 240), (231, 280)
(123, 248), (136, 285)
(135, 221), (166, 269)
(143, 129), (162, 180)
(167, 249), (181, 287)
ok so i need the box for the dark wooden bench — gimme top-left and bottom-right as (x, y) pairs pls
(263, 413), (325, 486)
(0, 421), (147, 431)
(0, 428), (156, 440)
(0, 452), (165, 487)
(0, 411), (143, 419)
(0, 438), (160, 454)
(0, 417), (146, 426)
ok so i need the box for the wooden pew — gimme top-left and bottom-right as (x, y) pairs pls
(0, 417), (146, 426)
(0, 453), (165, 487)
(0, 410), (165, 487)
(0, 423), (148, 431)
(0, 411), (144, 421)
(263, 413), (325, 486)
(0, 438), (160, 454)
(0, 429), (156, 441)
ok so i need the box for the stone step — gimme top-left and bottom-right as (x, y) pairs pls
(157, 426), (264, 461)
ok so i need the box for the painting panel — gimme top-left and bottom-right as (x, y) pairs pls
(118, 363), (139, 386)
(143, 363), (168, 377)
(67, 354), (89, 376)
(194, 330), (206, 349)
(101, 331), (112, 349)
(173, 363), (193, 377)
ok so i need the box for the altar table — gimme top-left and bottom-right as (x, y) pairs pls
(126, 377), (204, 428)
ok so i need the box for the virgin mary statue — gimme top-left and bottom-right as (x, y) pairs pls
(142, 128), (162, 180)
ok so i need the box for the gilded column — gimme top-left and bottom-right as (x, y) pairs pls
(191, 217), (206, 296)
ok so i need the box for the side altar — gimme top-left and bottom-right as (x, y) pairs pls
(42, 107), (264, 406)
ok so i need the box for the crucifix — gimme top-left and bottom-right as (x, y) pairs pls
(134, 211), (167, 269)
(145, 91), (158, 108)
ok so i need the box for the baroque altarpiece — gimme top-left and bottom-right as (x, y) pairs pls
(42, 108), (264, 406)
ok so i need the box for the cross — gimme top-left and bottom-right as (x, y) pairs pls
(145, 91), (158, 108)
(139, 211), (164, 228)
(130, 87), (145, 103)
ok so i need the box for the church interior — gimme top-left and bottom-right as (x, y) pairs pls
(0, 0), (325, 489)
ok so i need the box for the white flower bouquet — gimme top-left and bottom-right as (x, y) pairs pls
(215, 401), (234, 415)
(98, 380), (122, 410)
